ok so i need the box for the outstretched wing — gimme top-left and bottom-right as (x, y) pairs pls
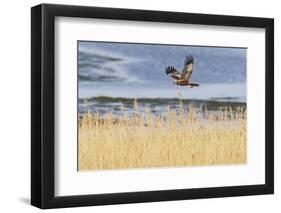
(181, 54), (194, 81)
(165, 66), (181, 80)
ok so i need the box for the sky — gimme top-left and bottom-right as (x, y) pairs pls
(78, 41), (247, 101)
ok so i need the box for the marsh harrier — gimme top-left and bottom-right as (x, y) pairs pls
(165, 54), (199, 88)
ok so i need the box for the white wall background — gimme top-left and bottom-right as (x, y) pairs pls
(0, 0), (279, 212)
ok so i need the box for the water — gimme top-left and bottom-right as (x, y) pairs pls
(78, 41), (246, 116)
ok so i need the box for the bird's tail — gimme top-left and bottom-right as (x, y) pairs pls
(189, 83), (199, 87)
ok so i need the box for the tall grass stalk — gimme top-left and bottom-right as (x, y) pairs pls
(78, 98), (246, 170)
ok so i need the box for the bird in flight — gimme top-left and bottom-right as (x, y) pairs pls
(165, 54), (199, 88)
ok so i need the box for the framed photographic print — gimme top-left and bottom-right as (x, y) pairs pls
(31, 3), (274, 209)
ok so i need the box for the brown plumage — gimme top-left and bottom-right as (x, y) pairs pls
(165, 54), (199, 88)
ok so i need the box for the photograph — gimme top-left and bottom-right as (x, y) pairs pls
(78, 41), (247, 171)
(30, 3), (274, 209)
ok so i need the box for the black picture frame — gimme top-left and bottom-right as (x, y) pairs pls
(31, 3), (274, 209)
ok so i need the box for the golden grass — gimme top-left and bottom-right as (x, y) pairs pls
(78, 100), (246, 171)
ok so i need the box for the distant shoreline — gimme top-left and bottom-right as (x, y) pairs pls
(78, 96), (246, 116)
(79, 96), (246, 104)
(79, 83), (246, 102)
